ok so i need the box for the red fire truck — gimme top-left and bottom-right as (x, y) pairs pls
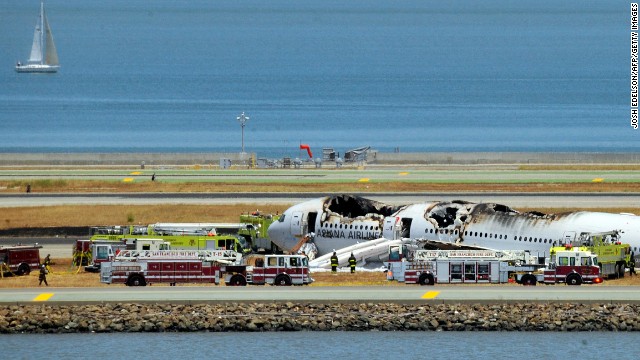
(0, 244), (42, 275)
(100, 250), (228, 286)
(543, 249), (602, 285)
(100, 251), (312, 286)
(224, 254), (312, 286)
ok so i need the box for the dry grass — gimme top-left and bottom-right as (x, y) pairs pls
(2, 205), (639, 229)
(0, 204), (284, 229)
(3, 179), (640, 193)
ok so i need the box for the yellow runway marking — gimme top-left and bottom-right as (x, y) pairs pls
(33, 293), (54, 302)
(421, 291), (440, 299)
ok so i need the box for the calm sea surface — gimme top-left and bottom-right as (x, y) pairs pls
(0, 331), (634, 359)
(0, 1), (633, 157)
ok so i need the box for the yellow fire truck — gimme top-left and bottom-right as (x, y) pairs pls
(552, 230), (630, 278)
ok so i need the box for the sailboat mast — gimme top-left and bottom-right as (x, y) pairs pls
(40, 2), (45, 65)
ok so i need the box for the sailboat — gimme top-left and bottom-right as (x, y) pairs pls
(16, 1), (59, 73)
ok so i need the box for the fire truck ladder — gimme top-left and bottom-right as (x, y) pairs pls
(115, 249), (242, 264)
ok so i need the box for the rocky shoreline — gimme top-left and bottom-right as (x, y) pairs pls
(2, 302), (640, 333)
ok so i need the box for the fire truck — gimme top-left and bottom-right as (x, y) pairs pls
(385, 246), (546, 285)
(100, 251), (312, 287)
(237, 212), (281, 253)
(83, 238), (171, 273)
(0, 244), (42, 275)
(543, 249), (602, 285)
(89, 223), (250, 254)
(386, 244), (602, 286)
(552, 230), (630, 278)
(223, 254), (312, 286)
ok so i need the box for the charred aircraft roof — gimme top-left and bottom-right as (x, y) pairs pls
(324, 194), (402, 218)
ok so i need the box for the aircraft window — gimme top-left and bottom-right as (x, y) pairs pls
(360, 225), (363, 230)
(278, 215), (285, 222)
(375, 226), (378, 230)
(489, 233), (492, 238)
(455, 230), (458, 235)
(519, 236), (522, 241)
(474, 232), (477, 237)
(529, 238), (532, 242)
(464, 231), (467, 236)
(350, 225), (353, 229)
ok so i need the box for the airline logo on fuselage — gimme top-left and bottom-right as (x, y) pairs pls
(319, 229), (380, 240)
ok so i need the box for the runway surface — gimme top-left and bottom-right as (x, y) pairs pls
(1, 192), (639, 208)
(2, 285), (639, 305)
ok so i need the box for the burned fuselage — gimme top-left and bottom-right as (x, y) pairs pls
(267, 195), (640, 257)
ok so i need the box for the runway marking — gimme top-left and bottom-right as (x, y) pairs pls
(421, 291), (440, 299)
(33, 293), (53, 302)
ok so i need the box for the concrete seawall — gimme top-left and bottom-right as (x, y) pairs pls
(0, 152), (639, 166)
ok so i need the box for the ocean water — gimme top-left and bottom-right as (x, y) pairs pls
(0, 331), (634, 360)
(0, 0), (632, 158)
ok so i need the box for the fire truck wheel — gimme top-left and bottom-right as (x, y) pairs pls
(566, 274), (582, 286)
(418, 273), (435, 286)
(228, 274), (247, 286)
(16, 263), (30, 276)
(127, 275), (146, 286)
(521, 274), (537, 286)
(274, 274), (292, 286)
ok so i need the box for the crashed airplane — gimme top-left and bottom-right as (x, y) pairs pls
(267, 194), (640, 265)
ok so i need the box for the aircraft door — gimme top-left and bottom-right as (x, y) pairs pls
(291, 211), (305, 237)
(401, 218), (412, 238)
(383, 217), (401, 240)
(563, 231), (576, 245)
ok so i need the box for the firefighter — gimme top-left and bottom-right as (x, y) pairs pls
(38, 264), (48, 286)
(43, 254), (52, 273)
(349, 253), (356, 273)
(629, 253), (636, 276)
(330, 251), (339, 273)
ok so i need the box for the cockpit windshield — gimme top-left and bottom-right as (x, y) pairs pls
(278, 214), (286, 222)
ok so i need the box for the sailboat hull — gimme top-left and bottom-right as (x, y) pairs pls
(15, 64), (59, 73)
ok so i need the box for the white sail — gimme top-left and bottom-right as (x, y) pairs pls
(44, 12), (58, 66)
(28, 23), (43, 63)
(16, 2), (59, 73)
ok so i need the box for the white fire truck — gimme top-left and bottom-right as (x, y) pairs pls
(100, 251), (312, 286)
(386, 244), (602, 286)
(385, 246), (546, 285)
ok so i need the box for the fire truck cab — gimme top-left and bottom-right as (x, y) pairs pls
(224, 254), (312, 286)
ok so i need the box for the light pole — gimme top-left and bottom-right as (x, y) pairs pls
(236, 112), (249, 153)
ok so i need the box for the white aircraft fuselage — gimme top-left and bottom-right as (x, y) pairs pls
(267, 195), (640, 257)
